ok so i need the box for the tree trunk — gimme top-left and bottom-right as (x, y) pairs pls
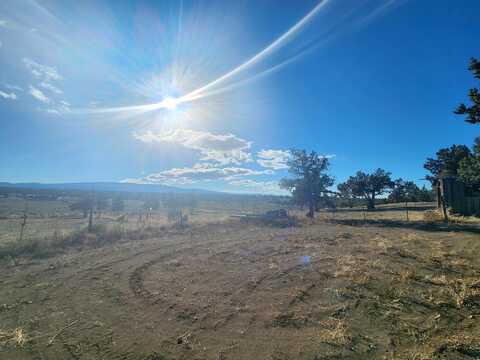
(307, 199), (315, 218)
(367, 194), (375, 210)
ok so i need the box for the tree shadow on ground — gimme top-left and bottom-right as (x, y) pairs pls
(332, 204), (436, 213)
(328, 218), (480, 235)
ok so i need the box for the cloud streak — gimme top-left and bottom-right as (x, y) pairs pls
(134, 129), (252, 165)
(0, 90), (17, 100)
(257, 149), (291, 170)
(228, 179), (285, 194)
(125, 163), (272, 186)
(23, 58), (62, 81)
(29, 85), (50, 103)
(40, 81), (62, 94)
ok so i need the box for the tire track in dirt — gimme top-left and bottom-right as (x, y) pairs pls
(126, 231), (293, 301)
(126, 232), (305, 333)
(48, 225), (258, 295)
(128, 238), (332, 334)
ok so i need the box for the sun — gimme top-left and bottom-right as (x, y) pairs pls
(162, 96), (180, 110)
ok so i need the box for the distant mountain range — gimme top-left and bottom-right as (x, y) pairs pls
(0, 182), (216, 194)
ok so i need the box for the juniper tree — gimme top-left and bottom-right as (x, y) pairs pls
(455, 58), (480, 124)
(423, 145), (471, 184)
(280, 149), (334, 218)
(338, 169), (394, 210)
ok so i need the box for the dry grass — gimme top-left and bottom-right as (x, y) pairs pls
(0, 327), (26, 347)
(317, 318), (351, 346)
(1, 202), (479, 359)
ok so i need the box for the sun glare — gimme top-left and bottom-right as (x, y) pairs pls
(162, 96), (180, 110)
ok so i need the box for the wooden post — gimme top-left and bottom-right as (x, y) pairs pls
(405, 201), (409, 222)
(441, 195), (448, 223)
(18, 205), (27, 242)
(88, 190), (94, 232)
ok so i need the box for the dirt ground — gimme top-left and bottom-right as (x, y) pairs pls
(1, 210), (480, 359)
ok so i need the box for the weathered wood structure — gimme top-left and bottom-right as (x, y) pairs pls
(437, 171), (480, 216)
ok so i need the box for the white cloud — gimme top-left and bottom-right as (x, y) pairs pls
(4, 84), (22, 91)
(45, 100), (71, 115)
(257, 149), (291, 170)
(40, 81), (62, 94)
(0, 20), (6, 28)
(0, 90), (17, 100)
(29, 86), (50, 103)
(23, 58), (62, 81)
(134, 129), (252, 165)
(228, 179), (286, 195)
(125, 163), (272, 186)
(257, 149), (336, 170)
(322, 154), (336, 159)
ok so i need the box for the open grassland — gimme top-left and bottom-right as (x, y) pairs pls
(0, 203), (480, 359)
(0, 196), (278, 246)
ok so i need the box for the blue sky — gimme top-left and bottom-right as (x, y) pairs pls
(0, 0), (478, 194)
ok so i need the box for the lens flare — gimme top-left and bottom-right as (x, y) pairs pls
(161, 96), (180, 110)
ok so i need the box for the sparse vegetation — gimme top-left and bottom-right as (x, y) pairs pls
(1, 201), (479, 359)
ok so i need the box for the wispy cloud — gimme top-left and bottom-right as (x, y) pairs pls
(257, 149), (291, 170)
(134, 129), (252, 165)
(29, 85), (50, 103)
(228, 179), (286, 194)
(40, 81), (62, 94)
(23, 58), (62, 81)
(0, 19), (6, 28)
(4, 84), (23, 91)
(125, 163), (272, 186)
(0, 90), (17, 100)
(45, 100), (71, 115)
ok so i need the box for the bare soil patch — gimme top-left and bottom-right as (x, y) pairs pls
(1, 215), (479, 359)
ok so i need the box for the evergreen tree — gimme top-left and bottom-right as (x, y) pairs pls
(455, 58), (480, 124)
(280, 149), (334, 218)
(338, 169), (394, 210)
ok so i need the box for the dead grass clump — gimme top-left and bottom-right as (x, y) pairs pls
(449, 258), (469, 268)
(336, 232), (352, 240)
(425, 276), (480, 308)
(447, 213), (480, 224)
(424, 209), (480, 224)
(375, 238), (391, 254)
(436, 335), (480, 357)
(450, 282), (480, 308)
(428, 275), (449, 286)
(317, 318), (351, 346)
(353, 273), (371, 286)
(402, 233), (421, 242)
(272, 311), (307, 328)
(423, 210), (445, 222)
(334, 255), (358, 277)
(399, 269), (415, 283)
(0, 327), (27, 347)
(366, 258), (384, 271)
